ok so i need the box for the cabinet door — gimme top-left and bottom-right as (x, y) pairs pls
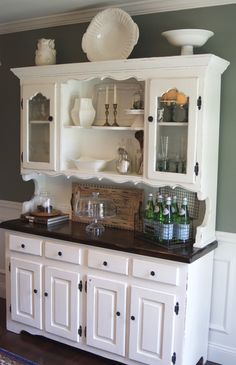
(147, 77), (200, 185)
(87, 275), (127, 356)
(22, 83), (56, 171)
(129, 285), (177, 365)
(10, 257), (43, 329)
(44, 266), (80, 341)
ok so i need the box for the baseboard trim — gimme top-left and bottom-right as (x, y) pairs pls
(208, 341), (236, 365)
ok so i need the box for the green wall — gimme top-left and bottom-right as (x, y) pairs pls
(0, 4), (235, 232)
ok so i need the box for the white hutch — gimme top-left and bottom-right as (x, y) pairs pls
(1, 54), (229, 365)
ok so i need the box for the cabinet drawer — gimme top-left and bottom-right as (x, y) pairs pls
(45, 241), (81, 264)
(9, 234), (43, 256)
(88, 249), (129, 275)
(132, 259), (179, 286)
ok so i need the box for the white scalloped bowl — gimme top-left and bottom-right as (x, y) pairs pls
(73, 157), (112, 172)
(82, 8), (139, 61)
(162, 29), (214, 55)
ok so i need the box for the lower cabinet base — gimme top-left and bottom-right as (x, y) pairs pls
(6, 319), (137, 365)
(6, 319), (208, 365)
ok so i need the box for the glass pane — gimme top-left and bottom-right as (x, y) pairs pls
(29, 123), (50, 162)
(28, 93), (50, 163)
(156, 88), (189, 174)
(29, 93), (50, 121)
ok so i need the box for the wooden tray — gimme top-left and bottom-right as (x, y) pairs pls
(72, 183), (144, 231)
(31, 209), (61, 217)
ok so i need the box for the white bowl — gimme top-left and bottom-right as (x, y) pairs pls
(73, 157), (111, 172)
(162, 29), (214, 55)
(82, 8), (139, 61)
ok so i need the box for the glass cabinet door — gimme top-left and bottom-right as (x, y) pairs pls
(147, 77), (200, 184)
(22, 84), (56, 171)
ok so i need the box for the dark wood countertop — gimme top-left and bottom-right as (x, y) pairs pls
(0, 219), (217, 264)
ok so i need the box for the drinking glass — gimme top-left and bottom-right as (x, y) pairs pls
(160, 136), (169, 171)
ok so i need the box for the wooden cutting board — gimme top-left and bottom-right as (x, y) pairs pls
(71, 183), (144, 231)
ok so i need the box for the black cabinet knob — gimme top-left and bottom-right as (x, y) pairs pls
(44, 292), (48, 297)
(48, 116), (53, 122)
(58, 251), (62, 256)
(21, 244), (25, 249)
(131, 315), (135, 321)
(103, 261), (108, 266)
(33, 289), (38, 294)
(116, 311), (120, 317)
(148, 116), (153, 122)
(150, 270), (155, 276)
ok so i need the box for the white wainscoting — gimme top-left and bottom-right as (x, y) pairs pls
(0, 200), (236, 363)
(208, 231), (236, 365)
(0, 200), (22, 298)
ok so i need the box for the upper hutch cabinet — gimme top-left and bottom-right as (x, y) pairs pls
(21, 83), (57, 171)
(147, 76), (199, 185)
(12, 55), (229, 193)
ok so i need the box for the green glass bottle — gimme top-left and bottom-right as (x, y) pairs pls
(145, 193), (154, 220)
(177, 197), (190, 241)
(153, 194), (164, 239)
(160, 196), (174, 241)
(171, 195), (179, 238)
(144, 193), (155, 235)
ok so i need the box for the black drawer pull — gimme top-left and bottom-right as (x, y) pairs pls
(44, 292), (48, 297)
(116, 311), (120, 317)
(131, 315), (135, 321)
(103, 261), (108, 266)
(48, 116), (53, 122)
(150, 270), (155, 276)
(58, 251), (62, 256)
(33, 289), (38, 294)
(21, 244), (25, 249)
(148, 116), (153, 122)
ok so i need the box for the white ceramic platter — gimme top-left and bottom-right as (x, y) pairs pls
(82, 8), (139, 61)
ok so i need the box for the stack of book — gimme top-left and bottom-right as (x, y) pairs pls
(21, 213), (70, 226)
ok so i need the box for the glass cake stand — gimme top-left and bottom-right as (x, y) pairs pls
(75, 192), (116, 236)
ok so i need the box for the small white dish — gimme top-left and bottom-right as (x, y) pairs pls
(73, 157), (111, 172)
(162, 29), (214, 55)
(82, 8), (139, 61)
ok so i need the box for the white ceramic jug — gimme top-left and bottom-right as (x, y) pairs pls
(35, 38), (56, 66)
(71, 98), (81, 125)
(71, 98), (96, 127)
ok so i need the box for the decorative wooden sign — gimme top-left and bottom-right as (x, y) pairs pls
(72, 183), (144, 231)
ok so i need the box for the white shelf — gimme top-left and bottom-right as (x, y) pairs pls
(158, 122), (188, 127)
(30, 120), (50, 124)
(64, 125), (144, 131)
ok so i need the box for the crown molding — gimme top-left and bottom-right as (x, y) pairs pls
(0, 0), (235, 34)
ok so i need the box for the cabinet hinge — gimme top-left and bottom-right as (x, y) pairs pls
(20, 98), (23, 109)
(174, 302), (179, 315)
(84, 326), (87, 338)
(78, 280), (83, 292)
(171, 352), (177, 364)
(78, 325), (82, 337)
(197, 96), (202, 110)
(9, 305), (11, 313)
(194, 162), (199, 176)
(85, 280), (87, 293)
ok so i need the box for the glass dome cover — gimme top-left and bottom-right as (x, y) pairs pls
(75, 192), (117, 235)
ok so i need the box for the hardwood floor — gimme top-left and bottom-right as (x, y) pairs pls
(0, 298), (220, 365)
